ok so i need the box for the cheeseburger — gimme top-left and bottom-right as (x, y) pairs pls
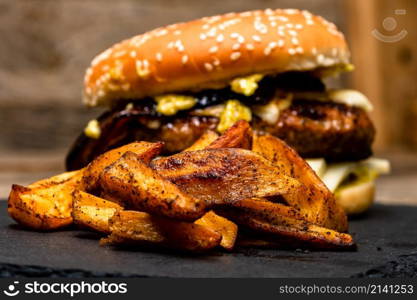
(67, 8), (389, 214)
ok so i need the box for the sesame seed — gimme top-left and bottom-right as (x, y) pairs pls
(216, 34), (224, 42)
(312, 47), (318, 55)
(230, 52), (241, 61)
(284, 9), (298, 15)
(306, 19), (314, 25)
(264, 42), (277, 56)
(295, 24), (304, 29)
(174, 30), (181, 35)
(200, 33), (207, 40)
(317, 54), (325, 63)
(155, 29), (168, 37)
(277, 39), (284, 47)
(265, 8), (273, 15)
(136, 60), (151, 78)
(156, 52), (163, 62)
(202, 24), (210, 30)
(209, 46), (218, 53)
(271, 21), (277, 27)
(264, 47), (272, 56)
(174, 40), (185, 52)
(286, 23), (294, 29)
(213, 58), (221, 66)
(232, 43), (241, 50)
(288, 48), (296, 55)
(237, 36), (245, 43)
(246, 43), (255, 50)
(291, 37), (299, 45)
(231, 32), (239, 39)
(167, 41), (175, 49)
(240, 11), (252, 17)
(295, 46), (304, 54)
(252, 35), (261, 42)
(181, 55), (189, 64)
(204, 62), (213, 71)
(288, 30), (297, 36)
(130, 51), (137, 58)
(277, 29), (285, 37)
(207, 28), (217, 37)
(114, 51), (126, 58)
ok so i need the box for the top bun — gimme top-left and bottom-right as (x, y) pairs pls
(84, 8), (350, 107)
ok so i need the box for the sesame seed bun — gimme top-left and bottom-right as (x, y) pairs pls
(83, 8), (350, 107)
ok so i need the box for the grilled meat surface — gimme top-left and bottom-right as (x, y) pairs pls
(66, 100), (375, 170)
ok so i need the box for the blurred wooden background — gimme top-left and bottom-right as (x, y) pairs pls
(0, 0), (416, 202)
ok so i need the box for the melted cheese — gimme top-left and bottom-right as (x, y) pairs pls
(84, 120), (101, 139)
(154, 94), (196, 116)
(230, 74), (264, 96)
(217, 100), (252, 133)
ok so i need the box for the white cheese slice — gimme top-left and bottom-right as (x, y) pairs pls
(321, 162), (356, 192)
(361, 157), (391, 174)
(319, 158), (390, 192)
(306, 158), (327, 178)
(327, 89), (374, 112)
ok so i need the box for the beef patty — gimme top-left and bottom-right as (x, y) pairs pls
(66, 100), (375, 170)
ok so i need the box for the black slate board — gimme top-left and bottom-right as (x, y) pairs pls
(1, 201), (416, 278)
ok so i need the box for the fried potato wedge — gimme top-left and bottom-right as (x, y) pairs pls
(183, 130), (219, 152)
(195, 211), (238, 250)
(220, 198), (354, 250)
(28, 170), (81, 188)
(82, 141), (163, 192)
(206, 120), (252, 149)
(8, 170), (83, 230)
(252, 134), (348, 232)
(72, 190), (122, 233)
(151, 148), (305, 206)
(100, 151), (206, 220)
(102, 210), (221, 252)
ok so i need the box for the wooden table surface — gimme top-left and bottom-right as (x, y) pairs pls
(1, 150), (416, 206)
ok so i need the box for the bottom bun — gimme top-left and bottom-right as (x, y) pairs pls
(335, 180), (375, 215)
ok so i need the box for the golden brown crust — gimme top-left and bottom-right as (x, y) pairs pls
(84, 8), (350, 107)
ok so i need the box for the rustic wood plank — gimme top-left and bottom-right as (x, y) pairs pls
(344, 0), (417, 150)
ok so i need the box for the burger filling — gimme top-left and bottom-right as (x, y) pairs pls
(306, 158), (390, 195)
(68, 68), (376, 174)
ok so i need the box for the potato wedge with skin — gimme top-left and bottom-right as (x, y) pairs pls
(252, 134), (348, 232)
(103, 210), (221, 252)
(183, 130), (219, 152)
(195, 211), (238, 250)
(82, 141), (163, 192)
(72, 190), (122, 233)
(151, 148), (305, 206)
(206, 120), (252, 150)
(220, 198), (354, 250)
(28, 170), (81, 188)
(8, 170), (83, 230)
(100, 151), (206, 220)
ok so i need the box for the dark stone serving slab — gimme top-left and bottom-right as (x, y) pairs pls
(1, 201), (416, 278)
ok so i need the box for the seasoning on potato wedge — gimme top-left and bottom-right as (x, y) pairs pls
(8, 170), (83, 230)
(102, 210), (221, 252)
(8, 120), (355, 252)
(72, 190), (122, 233)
